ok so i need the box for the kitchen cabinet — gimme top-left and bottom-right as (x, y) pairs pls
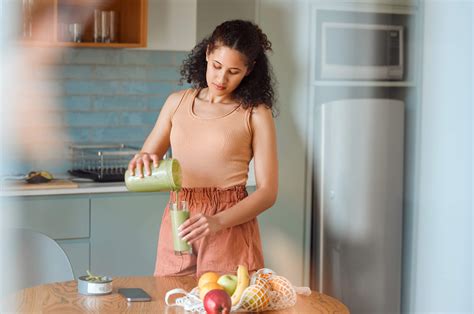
(9, 192), (166, 279)
(19, 0), (147, 48)
(90, 193), (167, 277)
(7, 196), (90, 278)
(145, 0), (257, 51)
(55, 239), (90, 279)
(8, 184), (275, 281)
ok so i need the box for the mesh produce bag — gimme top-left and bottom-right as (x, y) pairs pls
(164, 268), (311, 313)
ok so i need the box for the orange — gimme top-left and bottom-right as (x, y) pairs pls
(269, 276), (295, 299)
(256, 270), (273, 280)
(199, 282), (224, 300)
(198, 272), (220, 289)
(240, 284), (270, 312)
(255, 276), (272, 292)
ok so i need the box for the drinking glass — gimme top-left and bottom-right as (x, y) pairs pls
(69, 23), (83, 43)
(93, 9), (102, 42)
(170, 200), (192, 255)
(101, 11), (110, 43)
(109, 11), (118, 43)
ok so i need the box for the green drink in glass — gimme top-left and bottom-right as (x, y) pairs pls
(170, 200), (192, 255)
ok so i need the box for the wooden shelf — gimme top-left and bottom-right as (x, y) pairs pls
(58, 0), (116, 5)
(18, 0), (147, 48)
(19, 41), (143, 48)
(312, 80), (416, 87)
(56, 42), (144, 48)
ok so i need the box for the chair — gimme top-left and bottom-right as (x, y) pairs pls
(1, 228), (74, 293)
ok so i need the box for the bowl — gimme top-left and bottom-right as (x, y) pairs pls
(77, 275), (113, 295)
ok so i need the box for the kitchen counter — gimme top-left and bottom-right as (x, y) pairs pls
(1, 181), (130, 197)
(2, 160), (257, 197)
(1, 179), (256, 197)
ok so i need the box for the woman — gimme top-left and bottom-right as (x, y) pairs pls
(128, 20), (278, 277)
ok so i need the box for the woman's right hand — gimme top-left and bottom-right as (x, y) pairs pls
(128, 152), (160, 177)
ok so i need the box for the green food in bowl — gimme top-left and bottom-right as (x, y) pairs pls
(84, 270), (108, 283)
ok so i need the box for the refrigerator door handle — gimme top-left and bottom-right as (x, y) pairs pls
(318, 108), (327, 293)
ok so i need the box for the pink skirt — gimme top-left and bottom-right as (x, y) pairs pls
(154, 185), (264, 277)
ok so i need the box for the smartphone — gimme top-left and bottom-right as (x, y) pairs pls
(118, 288), (152, 302)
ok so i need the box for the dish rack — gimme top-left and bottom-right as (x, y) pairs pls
(68, 144), (140, 182)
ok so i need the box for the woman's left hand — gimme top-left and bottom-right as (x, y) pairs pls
(178, 214), (222, 244)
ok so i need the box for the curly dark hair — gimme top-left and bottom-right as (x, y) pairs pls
(180, 20), (277, 114)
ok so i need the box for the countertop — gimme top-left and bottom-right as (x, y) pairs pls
(1, 180), (130, 197)
(2, 161), (257, 197)
(1, 177), (256, 197)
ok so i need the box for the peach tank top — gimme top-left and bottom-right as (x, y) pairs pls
(170, 89), (253, 188)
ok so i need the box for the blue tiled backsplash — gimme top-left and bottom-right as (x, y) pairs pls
(12, 48), (189, 175)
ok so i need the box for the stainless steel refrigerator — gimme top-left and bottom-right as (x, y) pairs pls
(310, 98), (404, 313)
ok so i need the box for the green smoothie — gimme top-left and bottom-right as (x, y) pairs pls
(170, 203), (191, 255)
(125, 158), (182, 192)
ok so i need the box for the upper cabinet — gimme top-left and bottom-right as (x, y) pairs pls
(145, 0), (257, 51)
(305, 0), (419, 6)
(19, 0), (148, 48)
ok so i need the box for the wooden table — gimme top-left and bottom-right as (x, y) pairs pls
(2, 276), (349, 313)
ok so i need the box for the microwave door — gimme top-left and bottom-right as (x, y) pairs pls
(320, 23), (403, 80)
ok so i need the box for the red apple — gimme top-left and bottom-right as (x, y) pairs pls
(203, 289), (232, 314)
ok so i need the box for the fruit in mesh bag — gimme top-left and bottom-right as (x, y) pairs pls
(200, 282), (224, 300)
(203, 289), (232, 314)
(217, 274), (238, 296)
(268, 275), (297, 301)
(239, 284), (270, 312)
(256, 269), (273, 279)
(230, 265), (250, 306)
(254, 275), (272, 292)
(198, 272), (220, 289)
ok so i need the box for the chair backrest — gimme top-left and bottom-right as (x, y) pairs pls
(4, 228), (74, 292)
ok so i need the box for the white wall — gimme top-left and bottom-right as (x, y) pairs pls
(146, 0), (197, 51)
(256, 0), (311, 286)
(196, 0), (257, 41)
(145, 0), (256, 51)
(402, 1), (473, 312)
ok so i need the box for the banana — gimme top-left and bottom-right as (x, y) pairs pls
(231, 264), (250, 306)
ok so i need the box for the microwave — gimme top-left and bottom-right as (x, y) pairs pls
(320, 22), (404, 80)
